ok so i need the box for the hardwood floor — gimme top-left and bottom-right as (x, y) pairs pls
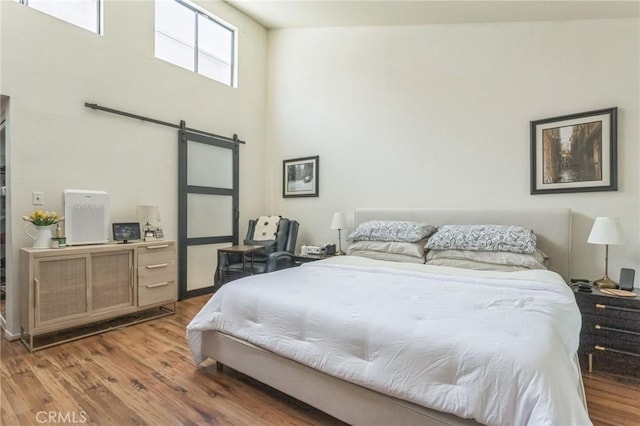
(582, 373), (640, 426)
(2, 294), (639, 426)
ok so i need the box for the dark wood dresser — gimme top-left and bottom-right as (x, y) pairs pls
(574, 287), (640, 376)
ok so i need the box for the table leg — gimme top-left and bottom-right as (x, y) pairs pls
(218, 251), (225, 285)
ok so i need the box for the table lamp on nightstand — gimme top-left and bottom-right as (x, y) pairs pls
(330, 212), (347, 256)
(588, 216), (624, 289)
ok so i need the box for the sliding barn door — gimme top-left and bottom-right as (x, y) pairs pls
(178, 130), (238, 299)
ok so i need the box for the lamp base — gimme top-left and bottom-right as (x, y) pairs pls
(594, 276), (618, 289)
(335, 250), (345, 256)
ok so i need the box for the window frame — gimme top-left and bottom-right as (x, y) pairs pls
(19, 0), (103, 35)
(155, 0), (237, 88)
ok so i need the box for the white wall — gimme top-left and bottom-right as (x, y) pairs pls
(2, 4), (638, 337)
(266, 19), (640, 283)
(0, 0), (268, 336)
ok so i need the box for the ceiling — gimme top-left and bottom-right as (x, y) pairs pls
(225, 0), (640, 29)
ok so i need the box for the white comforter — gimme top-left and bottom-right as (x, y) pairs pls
(187, 256), (590, 426)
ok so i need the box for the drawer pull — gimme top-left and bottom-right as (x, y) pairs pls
(146, 281), (170, 289)
(146, 245), (169, 250)
(34, 278), (39, 309)
(146, 263), (170, 269)
(593, 345), (640, 358)
(595, 303), (640, 314)
(594, 324), (640, 336)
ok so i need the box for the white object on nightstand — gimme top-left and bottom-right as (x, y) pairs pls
(587, 217), (624, 289)
(330, 212), (347, 255)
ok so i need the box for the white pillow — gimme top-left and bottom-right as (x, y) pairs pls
(426, 258), (530, 272)
(426, 249), (548, 270)
(349, 251), (426, 264)
(348, 239), (427, 258)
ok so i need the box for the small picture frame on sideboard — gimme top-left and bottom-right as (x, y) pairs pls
(145, 228), (164, 242)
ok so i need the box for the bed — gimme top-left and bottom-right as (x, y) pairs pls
(187, 208), (589, 426)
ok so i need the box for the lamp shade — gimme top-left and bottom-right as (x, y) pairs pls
(587, 217), (624, 245)
(330, 212), (347, 230)
(137, 205), (161, 225)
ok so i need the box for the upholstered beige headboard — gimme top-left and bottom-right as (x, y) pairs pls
(354, 208), (572, 283)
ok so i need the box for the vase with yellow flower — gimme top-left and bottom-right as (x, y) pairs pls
(23, 210), (64, 248)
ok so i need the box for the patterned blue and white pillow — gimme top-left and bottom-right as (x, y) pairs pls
(347, 220), (437, 243)
(425, 224), (537, 254)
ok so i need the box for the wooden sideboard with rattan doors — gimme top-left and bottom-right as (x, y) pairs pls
(20, 241), (176, 352)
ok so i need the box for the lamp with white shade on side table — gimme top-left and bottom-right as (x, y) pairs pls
(587, 216), (624, 289)
(330, 212), (347, 256)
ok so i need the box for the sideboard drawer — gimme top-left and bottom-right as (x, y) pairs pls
(138, 278), (176, 307)
(138, 243), (174, 267)
(138, 260), (176, 284)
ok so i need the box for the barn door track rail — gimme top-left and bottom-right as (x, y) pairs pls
(84, 102), (245, 144)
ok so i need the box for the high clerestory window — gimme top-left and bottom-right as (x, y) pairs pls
(19, 0), (102, 34)
(155, 0), (237, 87)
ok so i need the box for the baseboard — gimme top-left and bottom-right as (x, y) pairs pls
(2, 325), (21, 341)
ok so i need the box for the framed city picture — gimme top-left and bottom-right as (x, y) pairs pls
(283, 155), (319, 198)
(530, 107), (617, 194)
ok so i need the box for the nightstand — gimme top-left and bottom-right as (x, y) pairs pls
(574, 287), (640, 377)
(294, 253), (333, 264)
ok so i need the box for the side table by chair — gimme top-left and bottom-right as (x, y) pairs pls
(217, 245), (263, 286)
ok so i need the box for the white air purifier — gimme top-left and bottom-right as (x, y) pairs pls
(64, 189), (110, 245)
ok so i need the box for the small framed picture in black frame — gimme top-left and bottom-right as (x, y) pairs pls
(530, 107), (617, 195)
(283, 155), (319, 198)
(112, 222), (141, 243)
